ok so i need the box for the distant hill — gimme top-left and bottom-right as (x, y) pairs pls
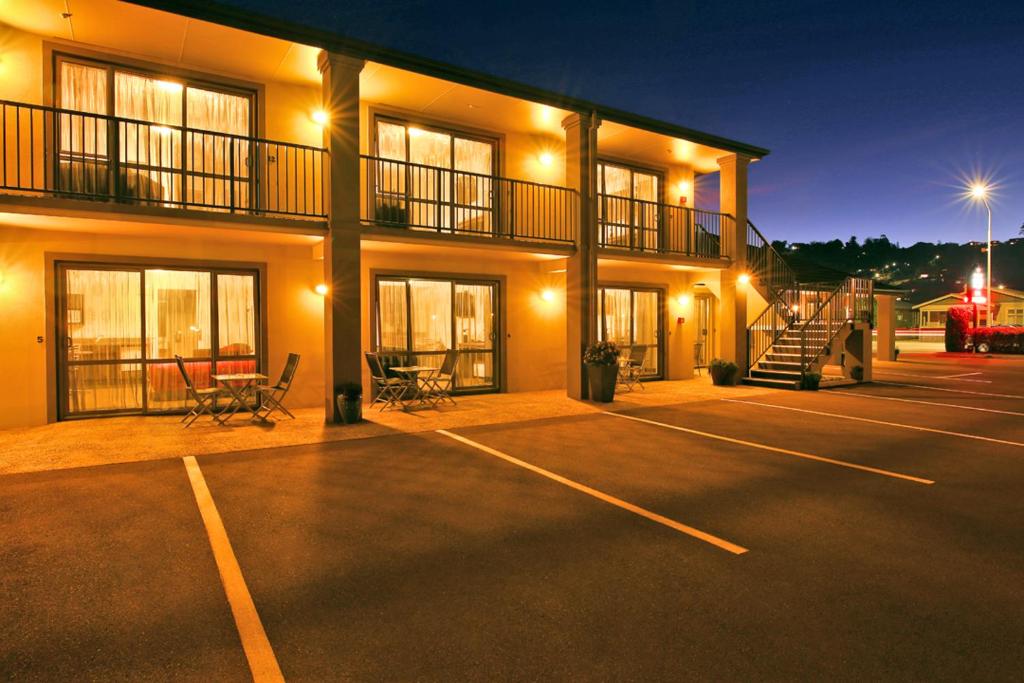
(772, 236), (1024, 304)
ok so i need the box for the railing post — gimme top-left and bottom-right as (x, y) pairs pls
(228, 136), (235, 213)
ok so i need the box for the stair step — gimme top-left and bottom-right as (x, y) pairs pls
(757, 361), (802, 371)
(741, 376), (800, 390)
(751, 368), (802, 381)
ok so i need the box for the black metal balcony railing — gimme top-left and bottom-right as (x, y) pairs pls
(0, 100), (327, 219)
(361, 155), (577, 244)
(596, 194), (727, 259)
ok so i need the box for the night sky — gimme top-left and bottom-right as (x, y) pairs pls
(238, 0), (1024, 245)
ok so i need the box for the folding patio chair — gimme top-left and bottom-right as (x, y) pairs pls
(175, 355), (224, 427)
(617, 346), (646, 392)
(694, 341), (705, 376)
(366, 352), (411, 411)
(421, 349), (459, 406)
(252, 353), (300, 421)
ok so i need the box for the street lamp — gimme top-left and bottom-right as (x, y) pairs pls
(969, 183), (992, 327)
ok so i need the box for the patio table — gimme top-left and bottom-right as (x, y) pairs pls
(212, 372), (268, 423)
(389, 366), (435, 410)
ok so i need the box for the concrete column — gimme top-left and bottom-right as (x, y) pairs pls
(562, 112), (600, 399)
(875, 293), (897, 361)
(318, 51), (365, 421)
(717, 154), (750, 372)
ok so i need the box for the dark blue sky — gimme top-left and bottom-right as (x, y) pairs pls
(241, 0), (1024, 245)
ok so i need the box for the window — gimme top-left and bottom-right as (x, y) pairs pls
(1005, 306), (1024, 325)
(58, 263), (260, 417)
(598, 286), (662, 377)
(375, 276), (499, 392)
(371, 117), (497, 234)
(597, 162), (662, 249)
(56, 55), (254, 209)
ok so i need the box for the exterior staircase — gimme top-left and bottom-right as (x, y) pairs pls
(742, 221), (872, 390)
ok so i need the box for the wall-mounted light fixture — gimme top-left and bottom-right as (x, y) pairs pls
(538, 151), (554, 167)
(311, 109), (329, 126)
(677, 294), (689, 307)
(540, 288), (555, 302)
(737, 273), (751, 285)
(314, 283), (329, 296)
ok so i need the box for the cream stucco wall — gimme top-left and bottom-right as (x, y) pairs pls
(0, 224), (324, 428)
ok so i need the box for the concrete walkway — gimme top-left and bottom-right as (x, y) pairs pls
(0, 376), (777, 476)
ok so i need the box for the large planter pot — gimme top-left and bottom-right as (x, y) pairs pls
(586, 363), (618, 403)
(710, 364), (737, 386)
(336, 396), (363, 424)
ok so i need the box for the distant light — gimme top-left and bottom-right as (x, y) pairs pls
(970, 183), (989, 200)
(314, 283), (328, 296)
(790, 304), (799, 313)
(311, 109), (329, 126)
(737, 273), (750, 285)
(540, 288), (555, 302)
(538, 152), (554, 167)
(970, 267), (984, 290)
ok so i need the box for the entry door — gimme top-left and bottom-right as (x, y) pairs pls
(376, 276), (499, 392)
(57, 263), (260, 418)
(598, 287), (662, 378)
(694, 293), (716, 369)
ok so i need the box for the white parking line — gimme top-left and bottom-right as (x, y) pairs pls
(940, 372), (983, 379)
(876, 381), (1024, 399)
(183, 456), (284, 683)
(820, 390), (1024, 418)
(436, 429), (749, 555)
(603, 411), (934, 485)
(722, 398), (1024, 450)
(875, 371), (991, 383)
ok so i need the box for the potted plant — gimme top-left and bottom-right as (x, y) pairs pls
(336, 382), (363, 424)
(583, 341), (620, 402)
(850, 365), (864, 381)
(709, 358), (739, 386)
(800, 371), (822, 390)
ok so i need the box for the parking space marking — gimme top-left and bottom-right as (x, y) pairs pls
(183, 456), (284, 683)
(821, 390), (1024, 418)
(436, 429), (749, 556)
(875, 371), (991, 383)
(876, 381), (1024, 399)
(722, 398), (1024, 450)
(604, 411), (934, 485)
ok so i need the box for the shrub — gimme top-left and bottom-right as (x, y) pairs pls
(850, 365), (864, 381)
(969, 326), (1024, 354)
(709, 358), (739, 386)
(945, 306), (973, 352)
(583, 340), (621, 366)
(801, 372), (822, 390)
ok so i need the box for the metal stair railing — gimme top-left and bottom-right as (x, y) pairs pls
(745, 219), (801, 369)
(798, 277), (873, 377)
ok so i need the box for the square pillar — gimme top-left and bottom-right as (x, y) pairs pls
(562, 112), (600, 399)
(717, 153), (751, 371)
(875, 293), (897, 361)
(319, 51), (365, 421)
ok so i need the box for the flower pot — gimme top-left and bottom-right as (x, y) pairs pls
(586, 363), (618, 403)
(710, 364), (737, 386)
(337, 396), (363, 424)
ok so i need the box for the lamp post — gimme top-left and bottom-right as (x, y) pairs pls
(970, 184), (992, 327)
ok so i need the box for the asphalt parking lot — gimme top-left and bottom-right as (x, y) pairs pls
(3, 356), (1023, 681)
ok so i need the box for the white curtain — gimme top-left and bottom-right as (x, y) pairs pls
(217, 273), (256, 355)
(601, 288), (631, 345)
(633, 291), (659, 373)
(144, 269), (211, 359)
(115, 73), (183, 203)
(377, 280), (408, 353)
(410, 280), (452, 351)
(59, 63), (109, 193)
(186, 87), (250, 208)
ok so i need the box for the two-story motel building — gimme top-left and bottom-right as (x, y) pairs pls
(0, 0), (784, 427)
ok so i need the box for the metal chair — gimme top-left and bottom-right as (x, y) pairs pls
(421, 349), (459, 406)
(617, 346), (646, 391)
(366, 352), (411, 411)
(252, 353), (300, 421)
(175, 355), (224, 427)
(694, 341), (705, 376)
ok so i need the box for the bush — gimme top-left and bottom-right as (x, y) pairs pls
(945, 306), (973, 352)
(850, 365), (864, 381)
(709, 358), (739, 386)
(801, 372), (822, 390)
(969, 326), (1024, 354)
(583, 341), (621, 366)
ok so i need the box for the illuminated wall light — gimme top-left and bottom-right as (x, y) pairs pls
(538, 152), (554, 167)
(540, 288), (555, 302)
(791, 304), (800, 313)
(677, 294), (689, 307)
(737, 273), (751, 285)
(314, 283), (329, 296)
(311, 109), (329, 126)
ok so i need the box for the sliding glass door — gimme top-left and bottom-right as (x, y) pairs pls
(598, 286), (662, 379)
(597, 162), (661, 250)
(58, 263), (259, 418)
(375, 276), (499, 392)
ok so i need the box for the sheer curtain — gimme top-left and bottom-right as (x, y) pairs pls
(600, 164), (631, 245)
(115, 73), (183, 203)
(144, 269), (211, 359)
(410, 128), (451, 227)
(410, 280), (452, 352)
(377, 280), (408, 353)
(186, 87), (250, 208)
(64, 269), (142, 413)
(454, 138), (493, 232)
(633, 291), (659, 374)
(601, 288), (631, 345)
(454, 283), (494, 386)
(217, 273), (256, 356)
(59, 62), (109, 193)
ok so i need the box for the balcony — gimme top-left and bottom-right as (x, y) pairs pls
(0, 100), (327, 221)
(360, 155), (578, 245)
(597, 194), (729, 260)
